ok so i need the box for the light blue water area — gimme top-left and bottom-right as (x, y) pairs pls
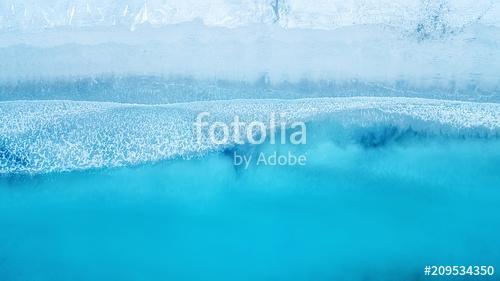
(2, 2), (500, 279)
(1, 124), (499, 281)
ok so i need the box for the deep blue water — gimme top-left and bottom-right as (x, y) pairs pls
(1, 130), (499, 281)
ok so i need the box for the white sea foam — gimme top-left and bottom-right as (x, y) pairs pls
(1, 0), (498, 32)
(1, 1), (499, 100)
(1, 97), (499, 174)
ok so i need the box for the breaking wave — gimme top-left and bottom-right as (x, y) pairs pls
(1, 97), (499, 174)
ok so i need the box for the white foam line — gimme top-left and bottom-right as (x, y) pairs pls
(0, 97), (499, 174)
(1, 96), (499, 107)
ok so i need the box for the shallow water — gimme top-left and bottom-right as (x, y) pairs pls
(1, 130), (499, 281)
(2, 2), (500, 279)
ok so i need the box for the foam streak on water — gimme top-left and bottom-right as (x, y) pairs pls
(1, 97), (499, 174)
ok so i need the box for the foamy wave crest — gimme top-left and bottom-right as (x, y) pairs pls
(1, 97), (499, 174)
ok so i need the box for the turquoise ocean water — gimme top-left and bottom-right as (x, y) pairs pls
(2, 1), (500, 279)
(1, 117), (499, 280)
